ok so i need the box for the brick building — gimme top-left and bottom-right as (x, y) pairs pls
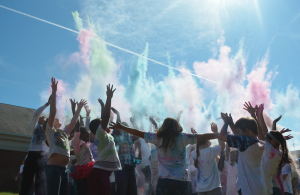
(0, 103), (34, 193)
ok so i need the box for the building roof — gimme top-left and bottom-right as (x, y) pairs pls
(0, 103), (34, 136)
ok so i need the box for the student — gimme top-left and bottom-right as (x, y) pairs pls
(193, 123), (225, 195)
(131, 117), (152, 195)
(226, 149), (238, 195)
(70, 100), (94, 195)
(219, 111), (267, 195)
(187, 144), (197, 195)
(256, 104), (291, 195)
(111, 110), (137, 195)
(44, 77), (87, 195)
(281, 162), (293, 195)
(109, 117), (219, 195)
(19, 96), (51, 195)
(88, 84), (122, 195)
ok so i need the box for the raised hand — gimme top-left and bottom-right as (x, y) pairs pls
(211, 123), (218, 133)
(191, 128), (197, 134)
(243, 101), (257, 116)
(221, 113), (231, 123)
(109, 122), (124, 130)
(77, 99), (88, 109)
(256, 104), (264, 117)
(111, 107), (119, 114)
(280, 128), (291, 134)
(70, 99), (76, 108)
(51, 77), (58, 92)
(85, 106), (91, 117)
(98, 98), (104, 108)
(284, 134), (294, 140)
(274, 115), (282, 123)
(106, 84), (116, 99)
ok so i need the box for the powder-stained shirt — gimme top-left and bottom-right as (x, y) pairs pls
(28, 104), (49, 152)
(93, 125), (121, 171)
(88, 142), (98, 161)
(144, 132), (197, 181)
(46, 124), (70, 159)
(135, 138), (151, 168)
(281, 164), (293, 194)
(262, 141), (282, 195)
(226, 162), (238, 195)
(113, 130), (135, 166)
(192, 145), (222, 192)
(72, 132), (94, 165)
(227, 135), (266, 195)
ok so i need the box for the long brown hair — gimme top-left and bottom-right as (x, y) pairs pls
(156, 117), (183, 153)
(267, 130), (292, 169)
(194, 140), (208, 168)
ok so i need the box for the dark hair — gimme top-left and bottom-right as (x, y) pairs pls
(194, 140), (208, 168)
(156, 118), (183, 153)
(234, 117), (258, 136)
(43, 118), (49, 132)
(89, 119), (101, 135)
(80, 126), (89, 140)
(267, 130), (292, 169)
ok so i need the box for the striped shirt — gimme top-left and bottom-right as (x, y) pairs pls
(93, 125), (121, 171)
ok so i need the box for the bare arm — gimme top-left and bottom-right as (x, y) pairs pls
(48, 78), (57, 128)
(130, 117), (139, 129)
(197, 133), (219, 142)
(219, 113), (230, 142)
(211, 123), (225, 151)
(109, 122), (145, 138)
(66, 99), (87, 135)
(98, 98), (105, 119)
(177, 111), (183, 122)
(258, 109), (269, 140)
(111, 107), (121, 123)
(225, 143), (230, 162)
(101, 85), (116, 130)
(272, 115), (282, 130)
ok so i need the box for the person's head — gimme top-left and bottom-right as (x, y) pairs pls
(53, 118), (62, 129)
(156, 117), (183, 152)
(234, 117), (258, 138)
(230, 149), (239, 163)
(266, 130), (291, 168)
(89, 119), (101, 135)
(38, 115), (46, 125)
(80, 126), (90, 143)
(194, 140), (210, 168)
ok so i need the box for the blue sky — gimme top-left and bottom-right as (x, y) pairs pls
(0, 0), (300, 149)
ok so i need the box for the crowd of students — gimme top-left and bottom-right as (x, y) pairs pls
(17, 77), (300, 195)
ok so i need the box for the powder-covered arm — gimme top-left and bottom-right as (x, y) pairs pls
(109, 122), (145, 138)
(31, 101), (49, 133)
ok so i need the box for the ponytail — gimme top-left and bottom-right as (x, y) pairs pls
(267, 130), (292, 169)
(194, 140), (207, 168)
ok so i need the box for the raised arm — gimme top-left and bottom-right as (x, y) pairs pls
(177, 111), (183, 122)
(197, 133), (219, 142)
(98, 98), (105, 119)
(272, 115), (282, 130)
(66, 99), (87, 135)
(111, 107), (121, 123)
(257, 105), (269, 140)
(31, 95), (51, 131)
(130, 117), (139, 129)
(243, 101), (264, 140)
(101, 84), (116, 130)
(48, 78), (57, 128)
(149, 115), (158, 130)
(109, 122), (145, 138)
(85, 107), (91, 131)
(219, 113), (230, 142)
(211, 123), (225, 151)
(225, 143), (230, 162)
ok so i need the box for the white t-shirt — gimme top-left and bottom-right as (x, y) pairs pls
(28, 105), (49, 152)
(226, 162), (238, 195)
(46, 124), (70, 159)
(262, 141), (282, 194)
(227, 135), (267, 195)
(192, 145), (222, 192)
(93, 125), (121, 171)
(144, 132), (197, 181)
(281, 164), (293, 194)
(136, 138), (151, 168)
(150, 144), (158, 185)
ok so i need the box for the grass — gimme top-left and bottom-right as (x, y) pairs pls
(0, 192), (18, 195)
